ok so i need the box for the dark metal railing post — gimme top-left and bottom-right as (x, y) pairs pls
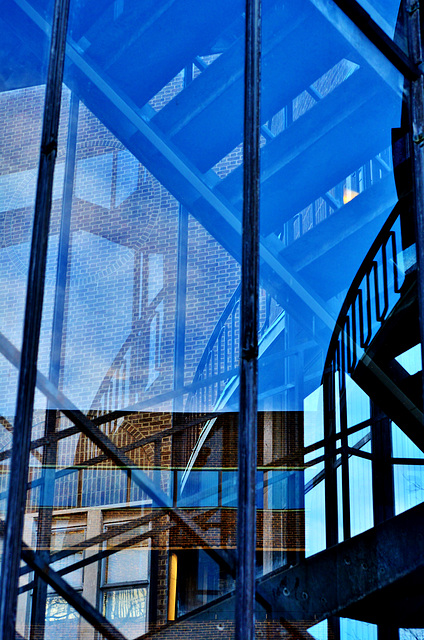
(405, 0), (424, 412)
(236, 0), (261, 639)
(323, 360), (338, 549)
(371, 402), (395, 527)
(0, 1), (70, 637)
(323, 359), (340, 640)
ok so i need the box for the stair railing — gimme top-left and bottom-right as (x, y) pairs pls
(185, 284), (280, 414)
(81, 281), (280, 476)
(324, 205), (412, 379)
(321, 204), (415, 545)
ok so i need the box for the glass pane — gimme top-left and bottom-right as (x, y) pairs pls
(4, 0), (422, 638)
(340, 618), (377, 639)
(19, 0), (245, 635)
(349, 443), (374, 536)
(394, 464), (424, 514)
(0, 0), (53, 577)
(106, 548), (149, 584)
(103, 587), (148, 639)
(392, 423), (424, 459)
(50, 527), (85, 589)
(104, 524), (149, 584)
(45, 593), (80, 640)
(355, 0), (402, 40)
(346, 376), (370, 427)
(304, 462), (326, 557)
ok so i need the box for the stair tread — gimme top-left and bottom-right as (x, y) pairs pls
(217, 67), (399, 233)
(77, 0), (244, 109)
(152, 1), (339, 171)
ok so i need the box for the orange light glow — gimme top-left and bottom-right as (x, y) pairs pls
(343, 187), (359, 204)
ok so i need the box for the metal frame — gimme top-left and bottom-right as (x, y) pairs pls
(30, 89), (79, 640)
(1, 0), (424, 639)
(0, 0), (71, 636)
(236, 2), (261, 640)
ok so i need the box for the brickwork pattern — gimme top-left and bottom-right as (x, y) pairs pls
(1, 69), (305, 639)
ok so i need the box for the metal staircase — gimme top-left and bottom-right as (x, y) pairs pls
(0, 0), (404, 330)
(124, 186), (424, 638)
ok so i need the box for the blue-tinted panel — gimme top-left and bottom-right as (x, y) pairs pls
(2, 0), (419, 636)
(355, 0), (402, 40)
(0, 0), (53, 582)
(259, 0), (404, 574)
(349, 443), (374, 536)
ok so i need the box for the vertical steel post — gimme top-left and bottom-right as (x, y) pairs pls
(29, 93), (79, 640)
(323, 360), (340, 640)
(371, 403), (395, 526)
(236, 1), (261, 639)
(370, 400), (397, 640)
(323, 362), (338, 549)
(173, 64), (192, 414)
(148, 531), (160, 630)
(405, 0), (424, 412)
(0, 1), (70, 637)
(339, 372), (351, 541)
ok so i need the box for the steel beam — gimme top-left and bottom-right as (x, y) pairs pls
(260, 500), (424, 625)
(310, 0), (413, 91)
(21, 544), (127, 640)
(30, 90), (79, 640)
(173, 500), (424, 627)
(331, 0), (420, 79)
(0, 0), (70, 636)
(236, 1), (261, 640)
(405, 0), (424, 421)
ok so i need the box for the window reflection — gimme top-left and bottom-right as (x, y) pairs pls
(1, 0), (422, 638)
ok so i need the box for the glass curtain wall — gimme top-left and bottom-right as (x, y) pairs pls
(0, 0), (424, 639)
(0, 0), (53, 574)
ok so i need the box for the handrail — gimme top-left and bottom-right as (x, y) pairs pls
(84, 281), (281, 471)
(324, 203), (414, 377)
(185, 284), (280, 413)
(185, 284), (241, 413)
(88, 292), (164, 418)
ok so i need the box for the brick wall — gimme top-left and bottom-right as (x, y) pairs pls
(1, 79), (305, 640)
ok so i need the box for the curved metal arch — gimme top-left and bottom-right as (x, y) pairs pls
(181, 310), (285, 494)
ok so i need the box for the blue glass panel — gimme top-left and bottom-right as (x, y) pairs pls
(340, 618), (377, 639)
(259, 0), (404, 572)
(81, 468), (128, 507)
(349, 442), (374, 535)
(0, 0), (53, 582)
(178, 470), (219, 508)
(394, 464), (424, 515)
(355, 0), (402, 40)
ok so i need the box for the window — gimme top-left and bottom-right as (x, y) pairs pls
(101, 523), (150, 638)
